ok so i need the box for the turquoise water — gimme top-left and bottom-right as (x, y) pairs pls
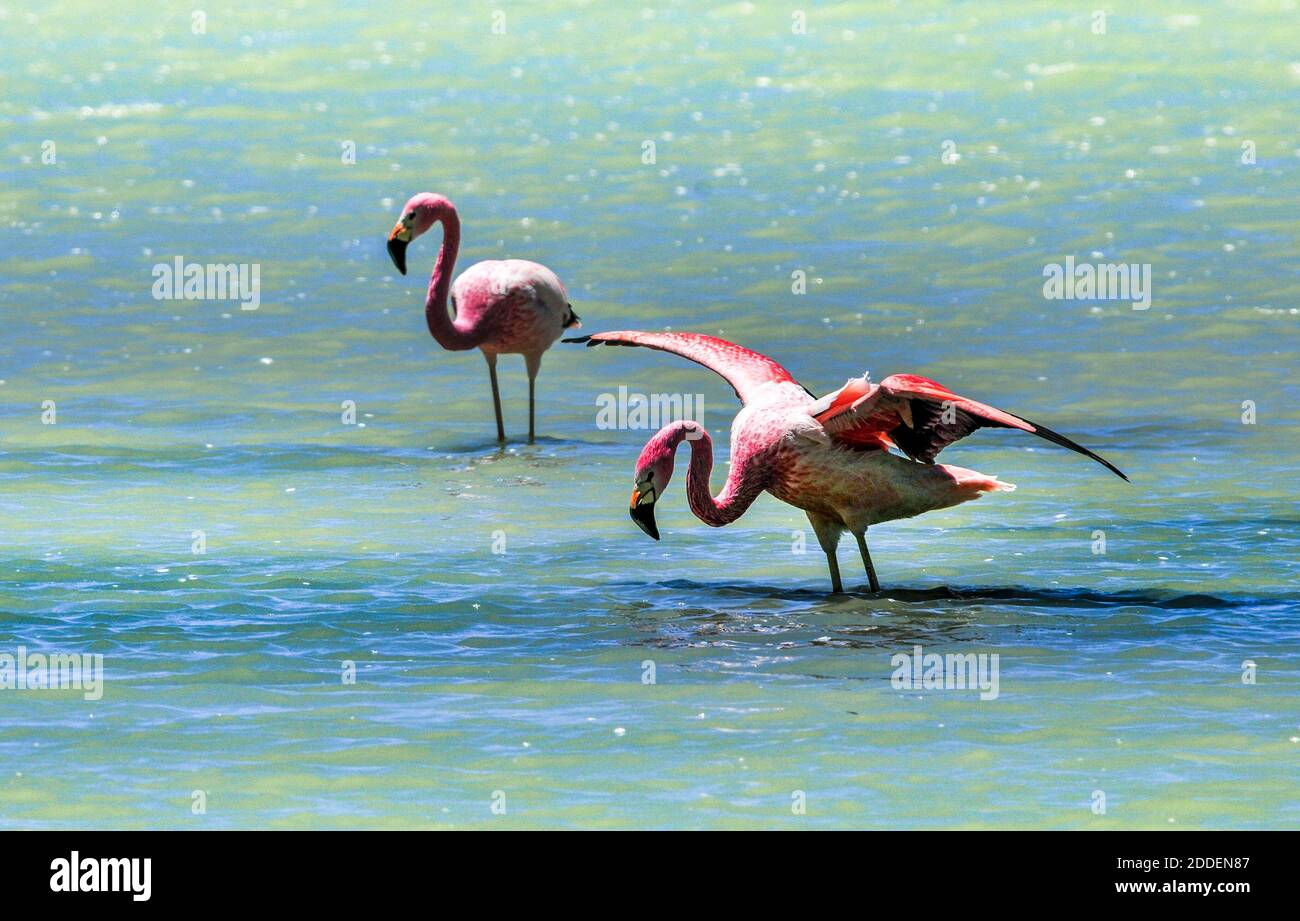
(1, 1), (1297, 828)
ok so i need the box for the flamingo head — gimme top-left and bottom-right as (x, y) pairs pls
(629, 421), (702, 540)
(387, 193), (452, 275)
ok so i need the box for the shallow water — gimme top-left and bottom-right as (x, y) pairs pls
(0, 1), (1297, 828)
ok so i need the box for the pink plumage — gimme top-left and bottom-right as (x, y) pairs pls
(387, 193), (579, 443)
(571, 330), (1126, 593)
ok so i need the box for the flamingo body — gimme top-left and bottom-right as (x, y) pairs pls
(569, 330), (1125, 592)
(767, 425), (1014, 532)
(387, 194), (578, 443)
(449, 259), (572, 357)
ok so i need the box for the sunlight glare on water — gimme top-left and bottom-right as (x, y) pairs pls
(0, 1), (1296, 828)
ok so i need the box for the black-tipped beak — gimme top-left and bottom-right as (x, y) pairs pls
(387, 237), (408, 275)
(629, 501), (659, 540)
(629, 488), (659, 540)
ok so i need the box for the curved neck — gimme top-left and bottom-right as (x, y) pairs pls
(423, 207), (480, 350)
(680, 429), (765, 527)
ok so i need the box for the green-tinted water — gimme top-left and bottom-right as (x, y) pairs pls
(0, 1), (1296, 828)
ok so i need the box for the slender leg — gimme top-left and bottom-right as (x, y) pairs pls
(485, 352), (505, 444)
(524, 353), (543, 445)
(807, 511), (845, 594)
(528, 376), (536, 444)
(854, 532), (881, 593)
(825, 549), (844, 594)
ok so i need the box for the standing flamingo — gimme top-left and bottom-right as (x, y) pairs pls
(386, 193), (580, 443)
(567, 331), (1127, 592)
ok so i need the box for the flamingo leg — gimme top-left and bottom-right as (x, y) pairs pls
(824, 549), (844, 594)
(854, 532), (881, 593)
(807, 511), (845, 594)
(525, 353), (543, 445)
(484, 352), (506, 443)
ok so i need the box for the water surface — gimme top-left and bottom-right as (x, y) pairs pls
(0, 0), (1297, 828)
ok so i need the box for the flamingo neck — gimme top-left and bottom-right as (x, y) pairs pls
(423, 206), (480, 350)
(680, 428), (763, 527)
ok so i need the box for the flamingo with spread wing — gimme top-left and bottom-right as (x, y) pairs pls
(567, 331), (1126, 592)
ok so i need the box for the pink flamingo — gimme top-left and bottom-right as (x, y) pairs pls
(387, 193), (580, 443)
(567, 331), (1126, 593)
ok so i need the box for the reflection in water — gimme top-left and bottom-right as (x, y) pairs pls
(0, 0), (1296, 829)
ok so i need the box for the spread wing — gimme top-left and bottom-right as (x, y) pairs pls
(810, 373), (1127, 480)
(564, 331), (800, 404)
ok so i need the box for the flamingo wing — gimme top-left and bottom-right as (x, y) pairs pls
(810, 373), (1128, 480)
(564, 331), (800, 404)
